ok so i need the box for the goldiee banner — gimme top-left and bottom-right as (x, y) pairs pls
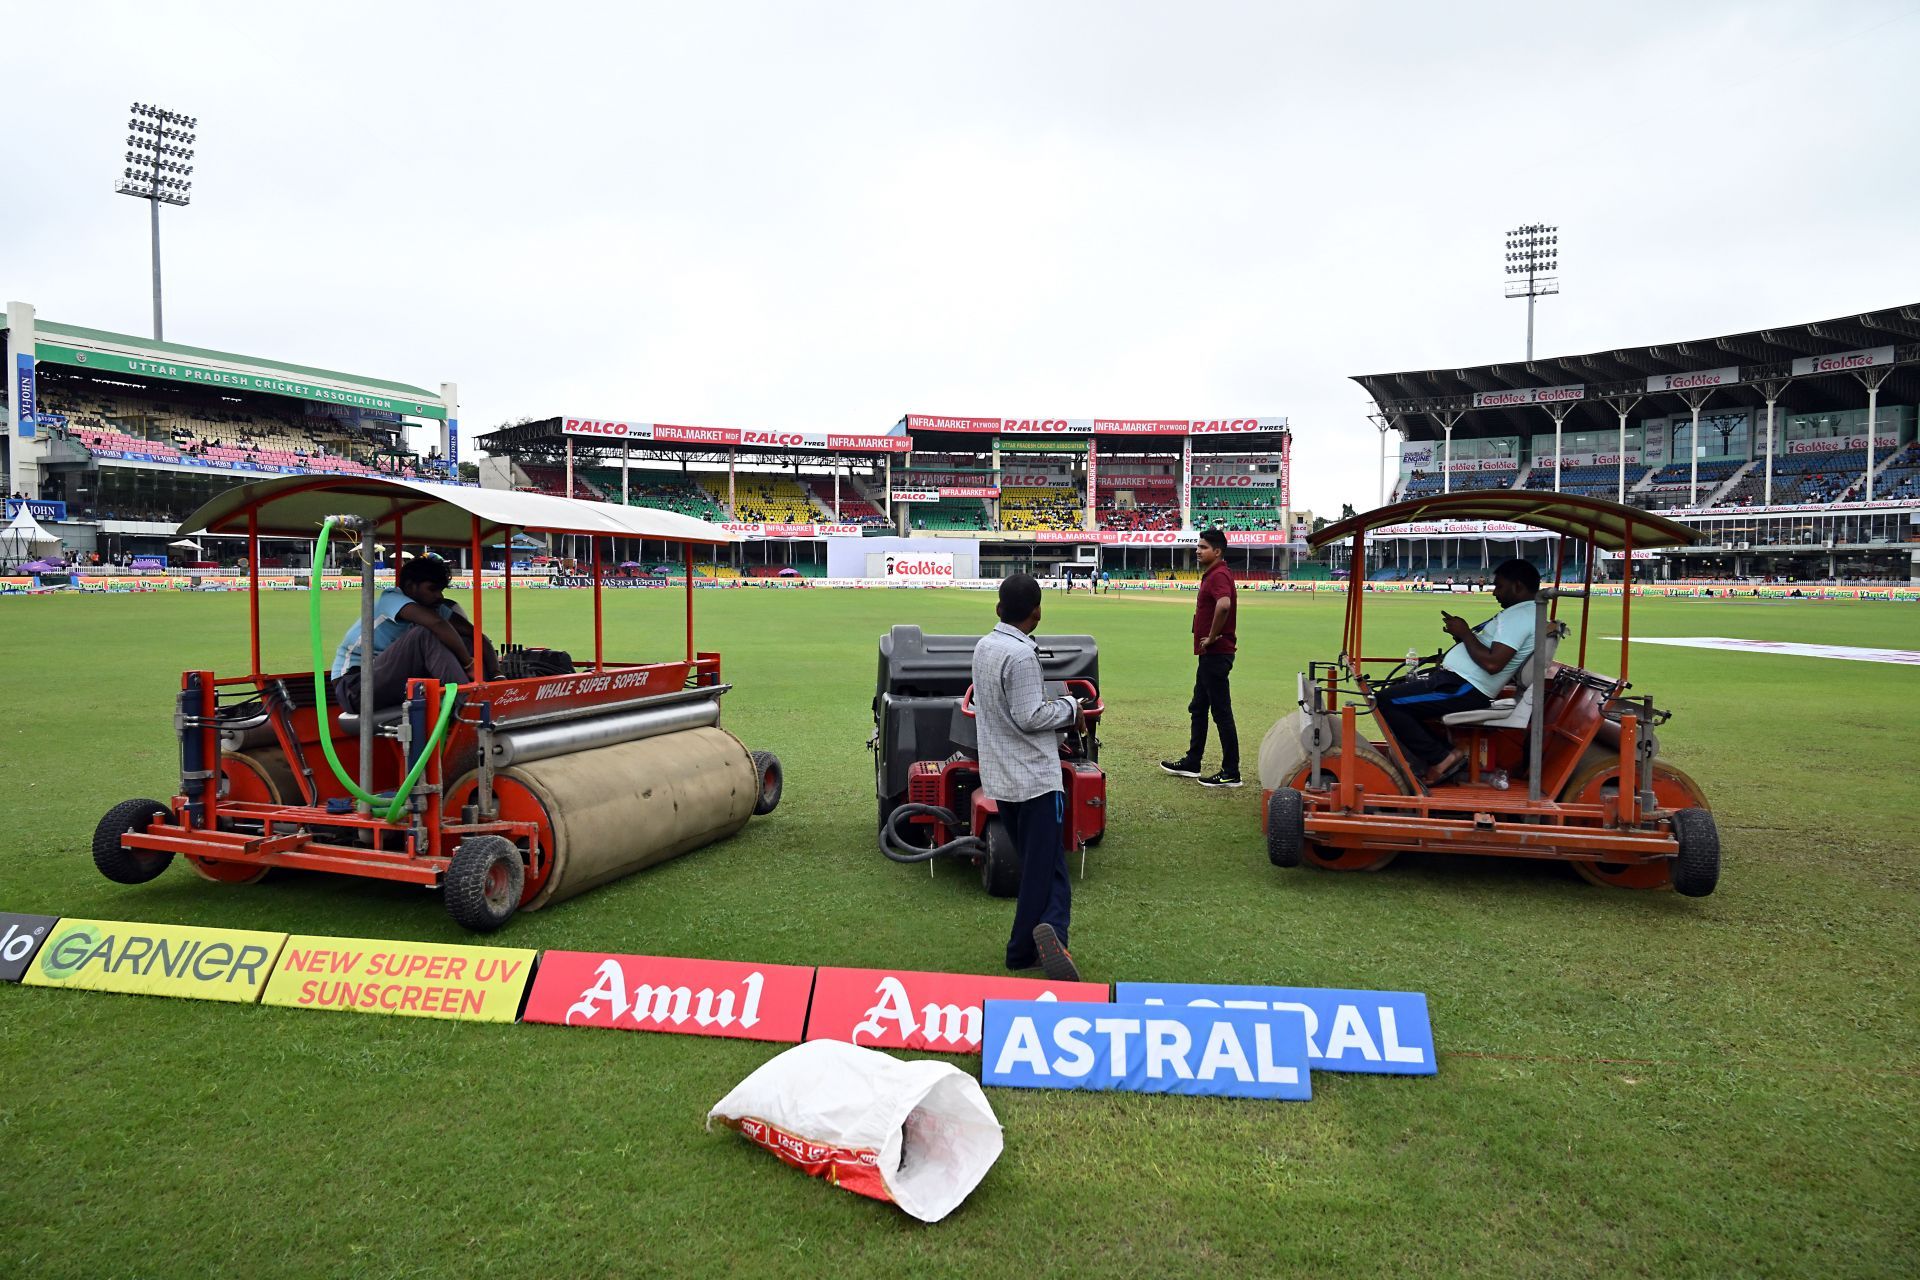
(35, 343), (447, 419)
(24, 918), (286, 1002)
(523, 951), (814, 1041)
(262, 936), (536, 1022)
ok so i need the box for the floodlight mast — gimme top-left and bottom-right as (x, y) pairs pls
(1503, 223), (1560, 362)
(116, 102), (197, 340)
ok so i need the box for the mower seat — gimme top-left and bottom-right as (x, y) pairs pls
(337, 706), (406, 733)
(1440, 621), (1566, 729)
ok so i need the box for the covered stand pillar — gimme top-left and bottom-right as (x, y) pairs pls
(1854, 366), (1894, 502)
(1434, 410), (1465, 495)
(1757, 378), (1789, 507)
(1603, 393), (1641, 505)
(1676, 388), (1714, 506)
(1542, 403), (1572, 492)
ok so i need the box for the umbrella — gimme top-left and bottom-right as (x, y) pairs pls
(168, 538), (203, 550)
(618, 561), (643, 569)
(22, 557), (67, 572)
(650, 564), (673, 576)
(777, 566), (801, 577)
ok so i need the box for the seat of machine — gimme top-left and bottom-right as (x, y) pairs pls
(1440, 620), (1566, 728)
(337, 706), (406, 731)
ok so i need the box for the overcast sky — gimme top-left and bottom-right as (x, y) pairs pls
(5, 1), (1918, 513)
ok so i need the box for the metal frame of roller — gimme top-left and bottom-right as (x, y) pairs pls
(91, 476), (784, 931)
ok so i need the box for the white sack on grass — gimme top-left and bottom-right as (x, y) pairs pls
(706, 1039), (1004, 1223)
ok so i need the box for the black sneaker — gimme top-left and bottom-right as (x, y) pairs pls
(1160, 758), (1202, 778)
(1031, 924), (1080, 983)
(1198, 771), (1243, 789)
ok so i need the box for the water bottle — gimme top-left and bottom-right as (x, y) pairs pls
(1405, 646), (1420, 671)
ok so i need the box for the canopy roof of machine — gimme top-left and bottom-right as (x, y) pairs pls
(1308, 490), (1701, 553)
(177, 475), (742, 545)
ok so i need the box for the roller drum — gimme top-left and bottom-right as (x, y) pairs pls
(487, 698), (722, 768)
(460, 726), (759, 910)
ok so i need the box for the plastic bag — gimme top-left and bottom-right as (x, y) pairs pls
(706, 1039), (1003, 1222)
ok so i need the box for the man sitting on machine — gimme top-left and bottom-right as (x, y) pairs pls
(330, 555), (500, 713)
(1375, 558), (1540, 785)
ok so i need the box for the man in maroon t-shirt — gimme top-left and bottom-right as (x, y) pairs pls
(1162, 528), (1241, 787)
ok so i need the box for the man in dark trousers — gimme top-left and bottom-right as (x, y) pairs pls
(1162, 527), (1241, 787)
(971, 573), (1087, 981)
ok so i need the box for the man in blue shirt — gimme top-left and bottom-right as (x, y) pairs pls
(1375, 559), (1540, 785)
(331, 556), (498, 712)
(971, 573), (1087, 981)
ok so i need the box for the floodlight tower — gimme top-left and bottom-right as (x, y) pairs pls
(117, 102), (197, 340)
(1504, 223), (1559, 362)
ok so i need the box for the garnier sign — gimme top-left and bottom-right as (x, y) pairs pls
(34, 342), (447, 419)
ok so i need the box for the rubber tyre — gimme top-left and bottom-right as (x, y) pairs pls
(1266, 789), (1305, 868)
(443, 835), (525, 933)
(1562, 759), (1709, 890)
(1671, 807), (1721, 898)
(750, 751), (784, 816)
(1287, 743), (1409, 872)
(93, 799), (174, 884)
(981, 818), (1021, 898)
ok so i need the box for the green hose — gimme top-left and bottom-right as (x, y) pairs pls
(311, 517), (458, 823)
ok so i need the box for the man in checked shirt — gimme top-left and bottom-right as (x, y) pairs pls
(971, 573), (1088, 981)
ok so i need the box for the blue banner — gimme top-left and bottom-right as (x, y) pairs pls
(982, 1000), (1312, 1100)
(446, 417), (459, 469)
(1115, 982), (1436, 1076)
(5, 498), (67, 521)
(15, 353), (36, 438)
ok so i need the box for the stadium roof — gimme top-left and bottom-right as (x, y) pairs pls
(1354, 303), (1920, 441)
(4, 315), (445, 418)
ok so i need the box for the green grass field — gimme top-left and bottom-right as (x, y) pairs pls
(1, 586), (1914, 1278)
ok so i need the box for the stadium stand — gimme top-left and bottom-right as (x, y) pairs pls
(999, 485), (1083, 532)
(518, 464), (605, 502)
(1399, 467), (1518, 499)
(1871, 443), (1920, 501)
(907, 498), (990, 531)
(1191, 486), (1284, 531)
(806, 478), (888, 525)
(706, 474), (815, 524)
(1522, 463), (1654, 497)
(584, 468), (729, 520)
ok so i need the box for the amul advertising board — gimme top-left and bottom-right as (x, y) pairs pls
(523, 951), (815, 1042)
(806, 966), (1109, 1054)
(24, 918), (287, 1003)
(263, 936), (537, 1023)
(0, 913), (59, 982)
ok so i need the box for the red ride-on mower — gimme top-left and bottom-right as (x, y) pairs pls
(90, 476), (783, 932)
(1259, 491), (1720, 896)
(872, 626), (1106, 895)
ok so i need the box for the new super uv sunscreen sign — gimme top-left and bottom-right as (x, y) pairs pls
(1116, 983), (1436, 1076)
(981, 1000), (1311, 1100)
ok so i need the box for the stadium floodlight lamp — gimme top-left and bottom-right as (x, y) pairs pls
(115, 101), (198, 339)
(1503, 221), (1562, 361)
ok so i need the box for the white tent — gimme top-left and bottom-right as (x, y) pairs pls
(0, 505), (62, 568)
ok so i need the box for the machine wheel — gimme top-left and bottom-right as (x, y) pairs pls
(444, 836), (525, 933)
(1266, 789), (1304, 868)
(93, 799), (174, 884)
(1287, 742), (1408, 872)
(1562, 759), (1710, 890)
(189, 751), (286, 885)
(750, 751), (784, 816)
(1670, 808), (1721, 898)
(981, 818), (1021, 898)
